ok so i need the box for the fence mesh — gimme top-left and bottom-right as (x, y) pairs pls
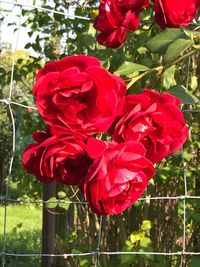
(0, 1), (200, 267)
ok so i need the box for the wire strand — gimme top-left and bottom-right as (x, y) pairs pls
(0, 195), (200, 205)
(0, 0), (200, 263)
(1, 251), (200, 257)
(0, 0), (91, 21)
(2, 6), (22, 267)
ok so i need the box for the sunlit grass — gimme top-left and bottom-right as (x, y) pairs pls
(0, 204), (42, 234)
(0, 204), (42, 267)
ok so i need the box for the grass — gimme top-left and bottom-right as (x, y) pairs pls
(0, 204), (42, 267)
(0, 204), (42, 234)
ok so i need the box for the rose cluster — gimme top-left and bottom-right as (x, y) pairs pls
(94, 0), (200, 48)
(22, 55), (188, 215)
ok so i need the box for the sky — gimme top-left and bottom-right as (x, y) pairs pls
(0, 0), (41, 50)
(0, 0), (78, 52)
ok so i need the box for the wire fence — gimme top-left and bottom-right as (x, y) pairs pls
(0, 0), (200, 266)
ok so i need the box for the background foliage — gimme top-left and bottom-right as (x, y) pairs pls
(0, 0), (200, 266)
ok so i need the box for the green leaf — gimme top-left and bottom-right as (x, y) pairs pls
(139, 246), (154, 260)
(191, 213), (200, 222)
(141, 220), (152, 231)
(120, 246), (137, 265)
(188, 258), (200, 267)
(183, 151), (193, 161)
(115, 61), (149, 76)
(82, 34), (96, 47)
(140, 237), (152, 247)
(16, 222), (23, 229)
(168, 85), (199, 104)
(130, 230), (145, 244)
(182, 28), (200, 39)
(24, 43), (31, 49)
(126, 71), (139, 79)
(57, 191), (66, 199)
(162, 65), (176, 89)
(190, 75), (198, 90)
(101, 59), (110, 70)
(178, 201), (184, 215)
(45, 197), (57, 209)
(164, 39), (193, 64)
(146, 28), (186, 54)
(80, 258), (89, 267)
(87, 23), (96, 36)
(137, 47), (147, 54)
(125, 240), (133, 247)
(58, 199), (70, 210)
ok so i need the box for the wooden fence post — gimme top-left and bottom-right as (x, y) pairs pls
(41, 181), (57, 267)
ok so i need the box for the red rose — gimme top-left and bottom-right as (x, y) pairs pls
(111, 89), (188, 163)
(154, 0), (199, 28)
(33, 55), (126, 135)
(94, 0), (140, 48)
(22, 131), (90, 185)
(83, 138), (155, 215)
(117, 0), (150, 12)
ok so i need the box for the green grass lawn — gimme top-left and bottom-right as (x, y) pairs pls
(0, 204), (42, 267)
